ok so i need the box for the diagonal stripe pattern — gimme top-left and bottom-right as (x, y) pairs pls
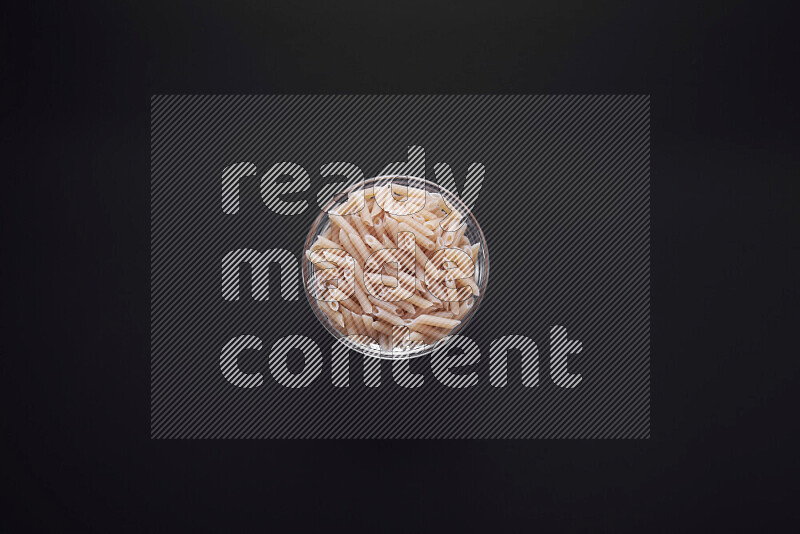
(151, 95), (650, 439)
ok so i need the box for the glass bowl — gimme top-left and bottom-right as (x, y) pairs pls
(302, 175), (489, 359)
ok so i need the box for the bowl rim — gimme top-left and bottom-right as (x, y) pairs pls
(301, 174), (490, 360)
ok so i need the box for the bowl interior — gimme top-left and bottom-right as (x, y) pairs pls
(302, 175), (489, 359)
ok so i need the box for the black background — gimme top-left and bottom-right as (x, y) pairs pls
(3, 0), (797, 531)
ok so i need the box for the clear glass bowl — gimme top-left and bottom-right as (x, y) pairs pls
(302, 175), (489, 359)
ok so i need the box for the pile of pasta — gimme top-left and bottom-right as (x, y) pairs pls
(305, 184), (481, 354)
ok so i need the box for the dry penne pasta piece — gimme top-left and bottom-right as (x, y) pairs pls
(441, 248), (474, 276)
(361, 314), (379, 338)
(340, 307), (366, 335)
(351, 276), (373, 314)
(389, 184), (426, 198)
(363, 321), (380, 344)
(306, 246), (351, 266)
(396, 300), (416, 315)
(339, 229), (366, 265)
(392, 325), (423, 350)
(372, 320), (393, 336)
(359, 200), (374, 227)
(370, 197), (383, 217)
(435, 192), (458, 211)
(384, 215), (399, 239)
(423, 250), (473, 302)
(373, 214), (387, 242)
(375, 307), (406, 327)
(344, 255), (369, 298)
(418, 209), (440, 222)
(408, 323), (451, 344)
(347, 231), (372, 265)
(394, 215), (434, 237)
(431, 224), (443, 243)
(380, 233), (396, 249)
(319, 300), (345, 329)
(381, 262), (399, 279)
(456, 277), (480, 296)
(375, 184), (426, 216)
(439, 206), (463, 232)
(364, 234), (383, 251)
(306, 256), (335, 273)
(406, 293), (434, 309)
(368, 296), (403, 317)
(308, 252), (355, 299)
(439, 232), (456, 247)
(454, 299), (473, 320)
(314, 272), (354, 301)
(410, 314), (461, 330)
(452, 222), (467, 245)
(355, 311), (373, 337)
(470, 243), (480, 263)
(335, 193), (365, 216)
(378, 333), (392, 352)
(364, 271), (415, 292)
(352, 213), (372, 240)
(363, 270), (414, 303)
(398, 222), (435, 250)
(305, 249), (330, 265)
(423, 220), (438, 232)
(341, 306), (359, 335)
(419, 285), (443, 307)
(311, 235), (343, 250)
(331, 214), (360, 237)
(364, 186), (379, 201)
(415, 264), (426, 289)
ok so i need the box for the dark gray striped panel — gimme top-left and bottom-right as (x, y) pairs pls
(151, 95), (650, 439)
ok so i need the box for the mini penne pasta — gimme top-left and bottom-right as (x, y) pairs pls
(384, 214), (400, 238)
(364, 234), (383, 251)
(396, 300), (416, 315)
(319, 300), (345, 329)
(347, 232), (372, 264)
(331, 214), (360, 237)
(305, 182), (482, 354)
(359, 201), (374, 228)
(310, 236), (343, 250)
(339, 190), (368, 215)
(457, 277), (480, 296)
(398, 222), (435, 250)
(361, 314), (378, 338)
(372, 320), (394, 336)
(352, 214), (372, 241)
(395, 215), (434, 237)
(410, 314), (461, 330)
(341, 306), (359, 335)
(368, 296), (403, 317)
